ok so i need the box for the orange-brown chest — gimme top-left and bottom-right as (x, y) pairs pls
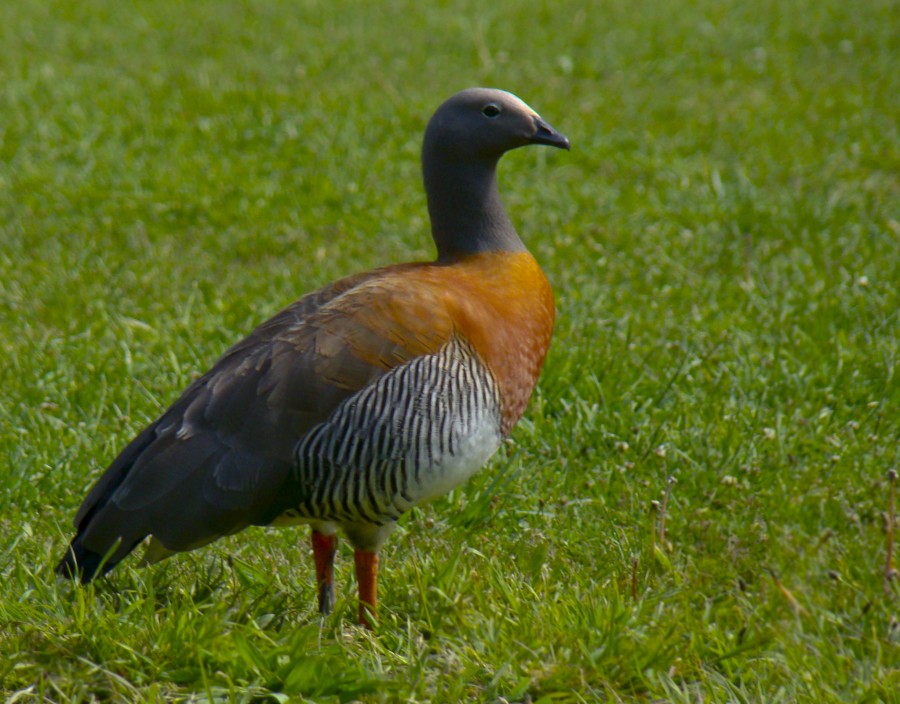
(334, 252), (554, 436)
(437, 252), (555, 435)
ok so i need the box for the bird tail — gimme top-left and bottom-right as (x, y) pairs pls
(56, 533), (127, 584)
(56, 422), (162, 583)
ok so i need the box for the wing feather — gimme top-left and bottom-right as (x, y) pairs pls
(65, 263), (457, 576)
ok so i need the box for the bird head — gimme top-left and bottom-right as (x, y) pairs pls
(424, 88), (570, 162)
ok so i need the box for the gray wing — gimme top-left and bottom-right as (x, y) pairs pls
(59, 270), (394, 579)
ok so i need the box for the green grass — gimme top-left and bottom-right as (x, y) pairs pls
(1, 0), (898, 700)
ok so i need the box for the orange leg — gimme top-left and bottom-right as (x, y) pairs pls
(353, 549), (379, 629)
(311, 531), (337, 615)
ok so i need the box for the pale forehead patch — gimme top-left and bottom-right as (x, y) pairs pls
(455, 87), (541, 118)
(493, 89), (540, 117)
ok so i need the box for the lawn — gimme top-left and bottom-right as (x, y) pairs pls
(1, 0), (898, 701)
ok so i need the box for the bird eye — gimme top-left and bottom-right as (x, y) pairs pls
(482, 103), (502, 118)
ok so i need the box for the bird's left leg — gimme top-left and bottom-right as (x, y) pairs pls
(311, 529), (337, 615)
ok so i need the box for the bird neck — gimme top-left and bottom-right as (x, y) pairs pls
(422, 152), (526, 262)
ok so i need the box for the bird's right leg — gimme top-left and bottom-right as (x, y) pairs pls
(354, 549), (379, 629)
(311, 530), (337, 615)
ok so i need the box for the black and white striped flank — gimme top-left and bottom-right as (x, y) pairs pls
(289, 337), (502, 526)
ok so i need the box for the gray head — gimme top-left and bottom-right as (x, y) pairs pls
(421, 88), (569, 261)
(424, 87), (570, 161)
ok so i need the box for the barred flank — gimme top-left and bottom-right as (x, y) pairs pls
(292, 337), (501, 525)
